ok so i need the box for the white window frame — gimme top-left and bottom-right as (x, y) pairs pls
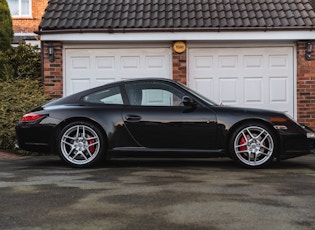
(8, 0), (32, 18)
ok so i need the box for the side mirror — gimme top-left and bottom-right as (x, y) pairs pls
(182, 96), (196, 107)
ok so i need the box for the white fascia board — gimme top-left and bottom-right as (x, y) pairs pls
(15, 32), (37, 36)
(40, 31), (315, 41)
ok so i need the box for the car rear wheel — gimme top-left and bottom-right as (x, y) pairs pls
(58, 121), (105, 167)
(230, 123), (277, 168)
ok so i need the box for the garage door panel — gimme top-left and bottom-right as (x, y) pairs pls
(244, 78), (263, 103)
(71, 56), (90, 70)
(219, 78), (239, 104)
(194, 78), (214, 99)
(145, 56), (166, 69)
(95, 56), (115, 69)
(69, 57), (91, 80)
(269, 55), (289, 69)
(194, 56), (213, 69)
(189, 47), (294, 116)
(66, 48), (171, 96)
(269, 77), (288, 102)
(244, 55), (263, 69)
(71, 79), (91, 94)
(219, 55), (238, 69)
(71, 60), (89, 70)
(121, 56), (140, 69)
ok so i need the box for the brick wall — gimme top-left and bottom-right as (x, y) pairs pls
(172, 44), (187, 85)
(12, 0), (48, 33)
(42, 41), (63, 98)
(297, 41), (315, 129)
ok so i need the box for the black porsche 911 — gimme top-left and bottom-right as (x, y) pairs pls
(16, 78), (315, 168)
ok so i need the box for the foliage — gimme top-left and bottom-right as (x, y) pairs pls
(0, 79), (47, 150)
(0, 43), (41, 81)
(0, 2), (43, 152)
(0, 0), (13, 52)
(0, 42), (43, 152)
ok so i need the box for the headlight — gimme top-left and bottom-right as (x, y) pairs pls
(306, 133), (315, 139)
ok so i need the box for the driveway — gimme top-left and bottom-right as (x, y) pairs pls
(0, 153), (315, 230)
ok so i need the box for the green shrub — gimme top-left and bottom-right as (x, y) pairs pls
(0, 43), (41, 81)
(0, 78), (47, 150)
(0, 50), (13, 81)
(10, 43), (41, 79)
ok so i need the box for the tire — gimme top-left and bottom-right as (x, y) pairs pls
(229, 123), (277, 168)
(57, 121), (106, 167)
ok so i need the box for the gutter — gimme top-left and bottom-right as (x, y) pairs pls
(35, 26), (315, 35)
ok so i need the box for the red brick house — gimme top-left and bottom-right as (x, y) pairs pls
(37, 0), (315, 129)
(8, 0), (47, 46)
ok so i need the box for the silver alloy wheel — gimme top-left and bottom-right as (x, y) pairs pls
(234, 126), (274, 167)
(60, 124), (101, 165)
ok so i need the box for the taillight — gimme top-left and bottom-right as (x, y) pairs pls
(21, 113), (44, 122)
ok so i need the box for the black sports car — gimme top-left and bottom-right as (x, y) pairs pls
(16, 78), (315, 168)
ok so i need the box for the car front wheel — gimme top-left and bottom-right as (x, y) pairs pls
(57, 121), (105, 167)
(230, 123), (277, 168)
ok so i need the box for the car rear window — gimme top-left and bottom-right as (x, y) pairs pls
(82, 86), (123, 105)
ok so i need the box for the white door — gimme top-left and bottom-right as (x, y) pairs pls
(65, 48), (171, 96)
(188, 47), (294, 116)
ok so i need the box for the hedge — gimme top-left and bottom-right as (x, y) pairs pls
(0, 43), (41, 81)
(0, 78), (47, 151)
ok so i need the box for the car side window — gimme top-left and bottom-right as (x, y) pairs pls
(83, 86), (123, 104)
(125, 82), (185, 106)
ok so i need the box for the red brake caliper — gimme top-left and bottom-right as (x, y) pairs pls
(239, 137), (247, 151)
(88, 136), (95, 154)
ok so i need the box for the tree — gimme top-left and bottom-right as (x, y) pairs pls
(0, 0), (13, 52)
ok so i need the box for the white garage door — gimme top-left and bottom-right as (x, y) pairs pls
(188, 47), (294, 116)
(65, 48), (171, 96)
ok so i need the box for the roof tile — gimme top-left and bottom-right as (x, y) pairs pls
(39, 0), (315, 32)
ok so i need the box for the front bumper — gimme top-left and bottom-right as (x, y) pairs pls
(279, 124), (315, 159)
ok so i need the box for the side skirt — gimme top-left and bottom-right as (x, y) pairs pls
(108, 147), (226, 158)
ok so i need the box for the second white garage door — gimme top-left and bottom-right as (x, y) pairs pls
(65, 48), (171, 96)
(188, 47), (294, 116)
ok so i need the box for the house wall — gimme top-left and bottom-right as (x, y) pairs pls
(42, 41), (63, 98)
(42, 40), (315, 130)
(172, 46), (187, 85)
(297, 41), (315, 129)
(12, 0), (48, 33)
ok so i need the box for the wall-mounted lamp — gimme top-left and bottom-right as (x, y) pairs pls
(47, 42), (55, 62)
(305, 41), (313, 60)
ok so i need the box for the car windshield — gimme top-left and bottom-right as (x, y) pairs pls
(178, 83), (219, 106)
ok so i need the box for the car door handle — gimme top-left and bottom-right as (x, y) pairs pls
(125, 115), (142, 121)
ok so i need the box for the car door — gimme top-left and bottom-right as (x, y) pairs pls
(122, 81), (218, 150)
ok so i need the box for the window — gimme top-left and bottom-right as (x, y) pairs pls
(8, 0), (31, 17)
(82, 86), (123, 105)
(125, 82), (185, 106)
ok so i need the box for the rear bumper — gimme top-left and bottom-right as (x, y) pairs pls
(15, 124), (55, 154)
(16, 142), (51, 153)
